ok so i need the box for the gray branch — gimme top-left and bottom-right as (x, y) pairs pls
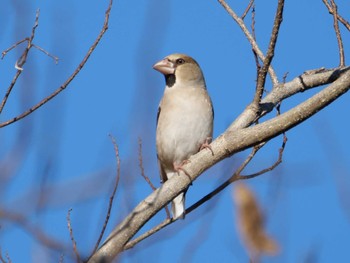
(87, 67), (350, 263)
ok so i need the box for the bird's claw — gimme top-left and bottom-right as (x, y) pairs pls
(199, 137), (214, 156)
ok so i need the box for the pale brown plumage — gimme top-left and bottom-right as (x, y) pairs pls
(153, 54), (214, 219)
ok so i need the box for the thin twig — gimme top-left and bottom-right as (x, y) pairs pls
(253, 0), (284, 106)
(88, 68), (350, 263)
(241, 0), (254, 20)
(237, 135), (287, 180)
(187, 128), (287, 215)
(322, 0), (345, 67)
(218, 0), (279, 86)
(0, 0), (113, 128)
(123, 146), (266, 251)
(0, 70), (21, 115)
(138, 138), (171, 218)
(138, 138), (156, 191)
(32, 44), (59, 64)
(251, 4), (257, 42)
(67, 209), (81, 263)
(15, 9), (40, 70)
(123, 135), (281, 252)
(1, 38), (28, 59)
(322, 0), (350, 31)
(123, 218), (172, 250)
(91, 135), (121, 254)
(0, 10), (40, 114)
(251, 5), (261, 89)
(186, 143), (264, 215)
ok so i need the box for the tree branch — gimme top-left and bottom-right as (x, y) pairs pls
(322, 0), (350, 31)
(90, 135), (121, 256)
(241, 0), (254, 20)
(67, 209), (81, 263)
(228, 67), (344, 130)
(218, 0), (279, 86)
(0, 0), (113, 128)
(253, 0), (284, 106)
(322, 0), (345, 67)
(87, 67), (350, 263)
(0, 10), (40, 114)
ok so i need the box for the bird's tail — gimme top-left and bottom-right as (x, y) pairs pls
(171, 192), (186, 220)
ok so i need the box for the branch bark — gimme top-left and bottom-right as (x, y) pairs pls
(88, 67), (350, 263)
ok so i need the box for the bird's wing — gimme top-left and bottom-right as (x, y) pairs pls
(156, 103), (168, 183)
(156, 105), (161, 127)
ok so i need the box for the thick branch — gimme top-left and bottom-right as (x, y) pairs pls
(228, 67), (345, 130)
(88, 67), (350, 263)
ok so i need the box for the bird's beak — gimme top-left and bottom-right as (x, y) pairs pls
(153, 58), (175, 75)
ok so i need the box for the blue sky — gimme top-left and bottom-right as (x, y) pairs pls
(1, 0), (350, 262)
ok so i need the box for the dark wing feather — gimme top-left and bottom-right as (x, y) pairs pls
(156, 105), (161, 127)
(156, 105), (168, 183)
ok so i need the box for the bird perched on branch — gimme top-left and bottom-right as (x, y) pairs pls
(153, 53), (214, 219)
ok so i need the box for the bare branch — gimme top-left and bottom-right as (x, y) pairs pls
(123, 138), (279, 252)
(186, 143), (264, 215)
(32, 44), (59, 64)
(91, 135), (121, 255)
(241, 0), (254, 20)
(123, 218), (172, 250)
(218, 0), (279, 86)
(253, 0), (284, 106)
(138, 138), (171, 218)
(187, 127), (286, 215)
(1, 38), (28, 59)
(124, 139), (283, 250)
(88, 67), (350, 263)
(322, 0), (345, 67)
(237, 134), (287, 180)
(138, 138), (156, 191)
(228, 67), (345, 130)
(67, 209), (81, 263)
(251, 5), (260, 75)
(0, 9), (40, 114)
(322, 0), (350, 31)
(0, 0), (113, 128)
(0, 70), (21, 115)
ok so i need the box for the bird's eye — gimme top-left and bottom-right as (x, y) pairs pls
(176, 58), (185, 65)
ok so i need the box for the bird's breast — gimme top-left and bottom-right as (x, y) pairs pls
(156, 87), (213, 168)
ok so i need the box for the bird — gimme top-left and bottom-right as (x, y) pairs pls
(153, 53), (214, 219)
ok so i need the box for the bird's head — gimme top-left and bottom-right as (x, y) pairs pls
(153, 53), (205, 88)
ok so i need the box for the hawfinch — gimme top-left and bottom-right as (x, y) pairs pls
(153, 53), (214, 219)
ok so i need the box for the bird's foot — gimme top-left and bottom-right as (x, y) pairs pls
(199, 137), (214, 156)
(173, 160), (192, 184)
